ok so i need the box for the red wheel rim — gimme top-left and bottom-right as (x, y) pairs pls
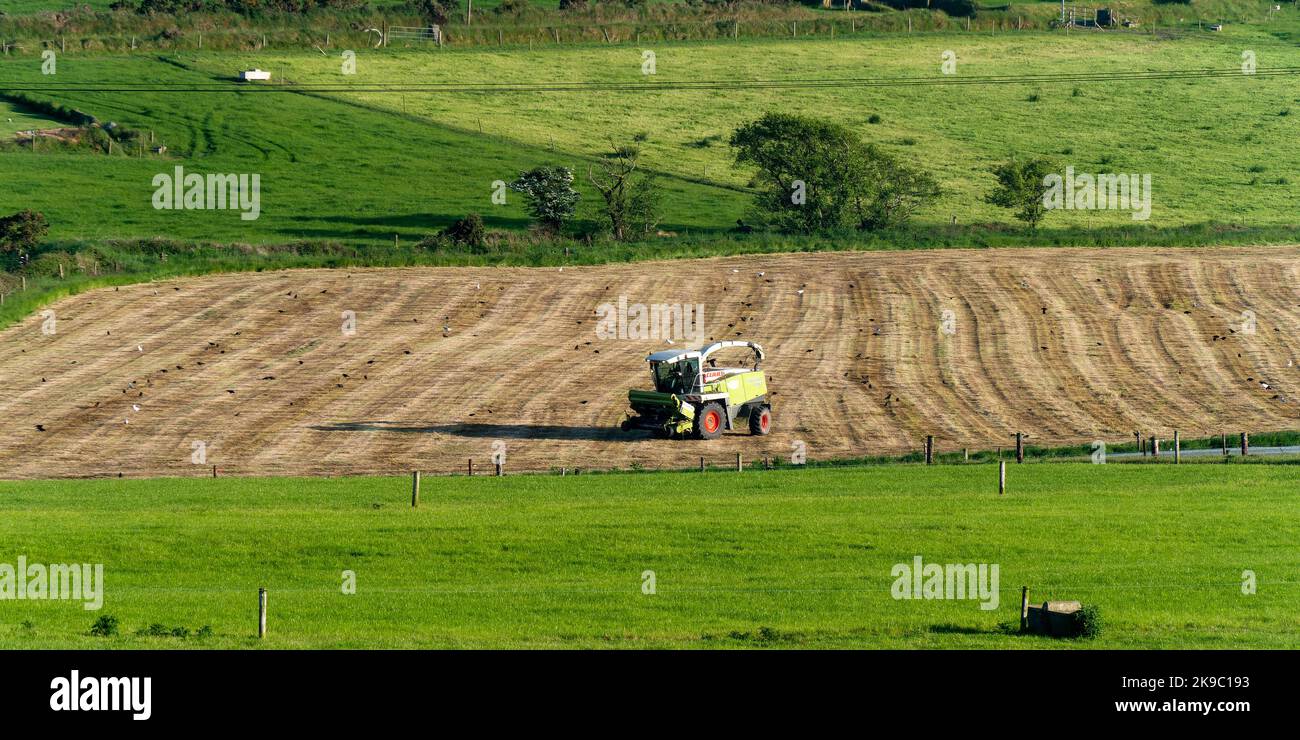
(760, 411), (770, 432)
(704, 411), (720, 434)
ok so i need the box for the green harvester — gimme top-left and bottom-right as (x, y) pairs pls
(621, 341), (772, 439)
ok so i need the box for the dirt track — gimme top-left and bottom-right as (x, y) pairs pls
(1, 247), (1297, 479)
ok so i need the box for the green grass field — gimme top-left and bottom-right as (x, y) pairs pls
(5, 23), (1300, 246)
(1, 463), (1296, 649)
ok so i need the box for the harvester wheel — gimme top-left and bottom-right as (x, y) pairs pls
(695, 402), (725, 440)
(749, 405), (771, 436)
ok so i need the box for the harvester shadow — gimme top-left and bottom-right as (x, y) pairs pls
(310, 420), (643, 442)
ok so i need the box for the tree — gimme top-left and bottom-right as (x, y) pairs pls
(588, 145), (661, 241)
(985, 157), (1058, 229)
(854, 146), (940, 230)
(510, 167), (580, 232)
(0, 210), (48, 268)
(730, 112), (938, 234)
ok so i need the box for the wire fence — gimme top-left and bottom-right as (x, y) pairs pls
(0, 12), (1216, 58)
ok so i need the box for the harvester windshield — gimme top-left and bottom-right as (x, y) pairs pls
(652, 359), (697, 394)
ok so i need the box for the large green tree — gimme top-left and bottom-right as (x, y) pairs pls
(730, 112), (937, 234)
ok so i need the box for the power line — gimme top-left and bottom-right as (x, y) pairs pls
(0, 66), (1290, 94)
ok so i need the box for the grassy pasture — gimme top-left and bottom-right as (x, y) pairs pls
(0, 463), (1296, 649)
(3, 26), (1300, 247)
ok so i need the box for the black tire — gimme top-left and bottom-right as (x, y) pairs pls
(694, 402), (726, 440)
(749, 405), (772, 436)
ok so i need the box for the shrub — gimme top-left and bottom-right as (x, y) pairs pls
(0, 209), (49, 268)
(867, 114), (882, 124)
(440, 213), (487, 251)
(1073, 605), (1103, 638)
(89, 615), (120, 637)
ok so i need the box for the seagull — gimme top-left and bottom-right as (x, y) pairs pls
(132, 404), (141, 411)
(757, 271), (765, 277)
(796, 289), (804, 295)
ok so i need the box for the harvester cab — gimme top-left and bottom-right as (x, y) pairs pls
(621, 341), (771, 439)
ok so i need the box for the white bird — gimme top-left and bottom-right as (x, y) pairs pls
(796, 289), (805, 295)
(132, 404), (141, 412)
(123, 419), (129, 425)
(731, 268), (739, 273)
(757, 271), (765, 277)
(136, 345), (143, 352)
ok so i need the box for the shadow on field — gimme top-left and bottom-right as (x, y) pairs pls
(310, 420), (642, 442)
(928, 624), (1004, 636)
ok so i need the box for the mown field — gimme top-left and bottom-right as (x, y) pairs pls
(4, 24), (1300, 245)
(0, 463), (1296, 649)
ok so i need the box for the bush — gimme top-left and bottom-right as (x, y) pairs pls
(89, 615), (120, 637)
(1073, 605), (1103, 639)
(878, 0), (975, 17)
(0, 209), (49, 269)
(440, 213), (487, 251)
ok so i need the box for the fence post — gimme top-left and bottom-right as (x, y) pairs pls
(999, 461), (1006, 496)
(736, 453), (743, 472)
(1019, 586), (1029, 632)
(467, 458), (473, 476)
(212, 465), (217, 478)
(700, 456), (705, 472)
(258, 588), (267, 639)
(1173, 431), (1180, 464)
(963, 447), (969, 462)
(925, 435), (934, 465)
(1015, 432), (1024, 463)
(1222, 434), (1229, 457)
(1241, 432), (1249, 456)
(495, 461), (503, 476)
(1152, 437), (1160, 458)
(411, 470), (420, 507)
(1134, 431), (1142, 456)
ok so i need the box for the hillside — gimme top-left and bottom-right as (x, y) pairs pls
(0, 246), (1295, 478)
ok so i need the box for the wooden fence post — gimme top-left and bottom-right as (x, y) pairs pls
(467, 458), (473, 476)
(1173, 431), (1180, 464)
(1241, 432), (1249, 456)
(1134, 431), (1143, 456)
(212, 465), (217, 478)
(258, 588), (267, 639)
(1152, 437), (1160, 458)
(495, 461), (503, 476)
(1015, 432), (1024, 463)
(1019, 586), (1029, 632)
(925, 435), (934, 465)
(411, 470), (420, 507)
(963, 448), (969, 462)
(999, 461), (1006, 495)
(736, 453), (743, 472)
(700, 456), (705, 472)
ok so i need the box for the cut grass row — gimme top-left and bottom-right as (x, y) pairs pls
(1, 463), (1295, 649)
